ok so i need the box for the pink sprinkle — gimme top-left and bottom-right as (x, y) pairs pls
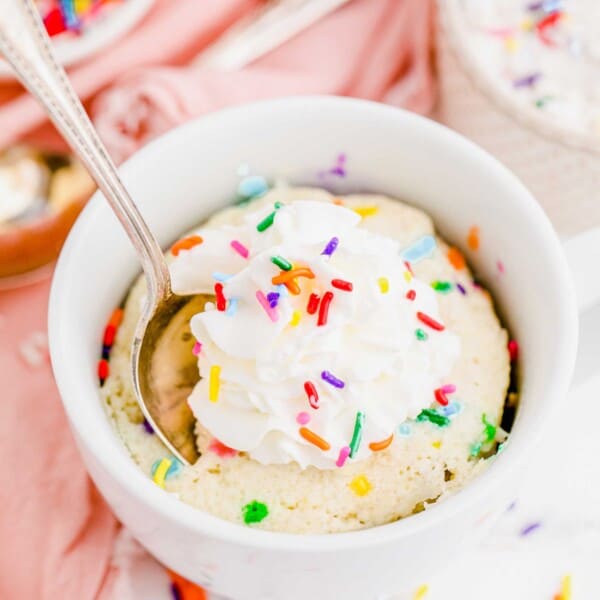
(441, 384), (456, 394)
(336, 446), (351, 468)
(497, 260), (505, 274)
(230, 239), (249, 259)
(508, 339), (519, 362)
(296, 412), (311, 425)
(192, 341), (202, 356)
(208, 438), (238, 458)
(256, 290), (279, 322)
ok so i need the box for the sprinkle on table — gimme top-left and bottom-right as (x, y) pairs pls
(209, 365), (221, 402)
(171, 235), (203, 256)
(378, 277), (389, 294)
(243, 500), (269, 524)
(331, 278), (353, 292)
(321, 370), (345, 389)
(152, 457), (172, 489)
(417, 311), (445, 331)
(299, 427), (331, 451)
(369, 433), (394, 452)
(353, 205), (378, 218)
(349, 475), (372, 496)
(317, 291), (334, 326)
(349, 411), (365, 457)
(447, 247), (466, 270)
(304, 381), (319, 408)
(322, 236), (339, 256)
(467, 226), (480, 251)
(230, 239), (249, 259)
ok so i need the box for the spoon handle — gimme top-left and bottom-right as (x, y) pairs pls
(0, 0), (171, 301)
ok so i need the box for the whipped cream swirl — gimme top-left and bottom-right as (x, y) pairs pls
(171, 198), (460, 469)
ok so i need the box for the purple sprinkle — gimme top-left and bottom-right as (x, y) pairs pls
(170, 582), (183, 600)
(142, 418), (155, 434)
(102, 345), (111, 359)
(520, 522), (542, 536)
(456, 283), (467, 295)
(526, 1), (544, 10)
(321, 370), (345, 389)
(507, 500), (517, 512)
(266, 292), (280, 308)
(513, 73), (542, 88)
(322, 236), (339, 256)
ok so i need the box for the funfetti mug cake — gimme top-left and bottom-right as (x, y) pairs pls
(100, 181), (515, 533)
(437, 0), (600, 235)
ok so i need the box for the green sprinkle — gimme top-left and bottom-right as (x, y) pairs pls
(535, 95), (553, 109)
(482, 414), (497, 443)
(349, 411), (365, 458)
(416, 408), (450, 427)
(243, 500), (269, 524)
(470, 441), (483, 457)
(256, 203), (283, 232)
(415, 328), (428, 341)
(271, 255), (292, 271)
(431, 281), (453, 293)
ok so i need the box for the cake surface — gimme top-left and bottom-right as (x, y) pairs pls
(101, 186), (510, 534)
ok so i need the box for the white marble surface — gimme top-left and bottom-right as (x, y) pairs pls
(125, 302), (600, 600)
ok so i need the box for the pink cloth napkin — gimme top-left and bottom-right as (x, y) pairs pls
(0, 0), (436, 598)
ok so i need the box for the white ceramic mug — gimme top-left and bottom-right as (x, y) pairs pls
(48, 97), (600, 600)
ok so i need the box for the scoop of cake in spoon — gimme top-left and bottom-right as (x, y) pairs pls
(0, 0), (200, 464)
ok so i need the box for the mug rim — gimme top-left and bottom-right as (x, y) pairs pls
(49, 96), (578, 552)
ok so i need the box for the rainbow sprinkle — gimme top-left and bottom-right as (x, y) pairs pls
(209, 365), (221, 402)
(152, 458), (172, 489)
(349, 411), (365, 457)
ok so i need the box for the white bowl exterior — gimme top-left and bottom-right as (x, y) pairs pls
(49, 98), (577, 599)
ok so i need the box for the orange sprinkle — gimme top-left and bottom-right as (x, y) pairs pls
(332, 197), (344, 205)
(299, 427), (331, 451)
(369, 434), (394, 452)
(447, 247), (466, 270)
(171, 235), (203, 256)
(167, 570), (208, 600)
(467, 226), (480, 251)
(272, 267), (315, 285)
(108, 307), (123, 328)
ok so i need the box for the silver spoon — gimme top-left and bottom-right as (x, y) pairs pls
(0, 0), (202, 464)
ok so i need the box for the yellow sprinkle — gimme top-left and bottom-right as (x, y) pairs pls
(353, 205), (378, 218)
(504, 36), (519, 53)
(209, 365), (221, 402)
(520, 18), (533, 31)
(152, 458), (172, 490)
(560, 574), (572, 600)
(413, 584), (429, 600)
(289, 310), (301, 327)
(403, 271), (413, 282)
(349, 475), (373, 496)
(378, 277), (389, 294)
(432, 440), (442, 449)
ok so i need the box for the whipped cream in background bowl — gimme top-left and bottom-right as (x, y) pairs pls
(48, 98), (582, 600)
(437, 0), (600, 236)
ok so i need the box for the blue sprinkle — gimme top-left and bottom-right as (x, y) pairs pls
(238, 175), (268, 199)
(276, 284), (288, 297)
(59, 0), (80, 30)
(397, 423), (412, 437)
(213, 272), (233, 282)
(226, 297), (239, 316)
(401, 235), (436, 264)
(439, 400), (463, 417)
(151, 457), (182, 479)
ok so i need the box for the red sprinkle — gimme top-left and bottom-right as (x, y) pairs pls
(304, 381), (319, 409)
(406, 290), (416, 301)
(331, 279), (353, 292)
(404, 261), (414, 275)
(434, 388), (449, 406)
(307, 293), (320, 315)
(417, 311), (445, 331)
(317, 291), (334, 326)
(98, 359), (109, 383)
(536, 11), (562, 45)
(214, 283), (226, 311)
(508, 340), (519, 362)
(103, 324), (116, 347)
(208, 438), (238, 458)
